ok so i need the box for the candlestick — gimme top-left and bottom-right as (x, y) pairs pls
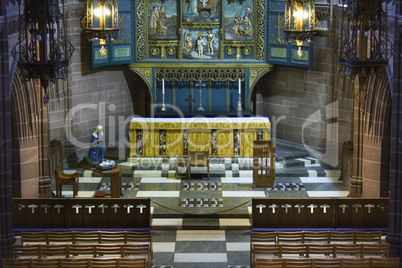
(237, 78), (242, 111)
(161, 78), (166, 111)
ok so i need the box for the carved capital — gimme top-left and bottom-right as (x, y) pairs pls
(316, 6), (330, 21)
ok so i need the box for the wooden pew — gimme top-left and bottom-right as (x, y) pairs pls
(2, 258), (149, 268)
(251, 243), (390, 266)
(253, 258), (400, 268)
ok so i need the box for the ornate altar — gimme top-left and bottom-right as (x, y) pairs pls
(130, 117), (270, 157)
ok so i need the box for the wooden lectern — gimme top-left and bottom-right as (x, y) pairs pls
(253, 141), (275, 188)
(110, 168), (122, 198)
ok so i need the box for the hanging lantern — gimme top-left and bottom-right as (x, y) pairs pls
(334, 0), (393, 79)
(10, 0), (75, 104)
(81, 0), (119, 57)
(283, 0), (319, 58)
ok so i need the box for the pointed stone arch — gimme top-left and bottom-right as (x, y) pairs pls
(10, 69), (51, 198)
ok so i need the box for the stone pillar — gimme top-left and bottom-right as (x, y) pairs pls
(350, 80), (363, 197)
(0, 2), (16, 259)
(387, 0), (402, 261)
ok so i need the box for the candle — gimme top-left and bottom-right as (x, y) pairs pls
(162, 78), (165, 95)
(238, 78), (241, 94)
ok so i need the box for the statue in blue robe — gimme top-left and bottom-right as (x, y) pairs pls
(85, 125), (104, 164)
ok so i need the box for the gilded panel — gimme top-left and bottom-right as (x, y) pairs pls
(154, 131), (160, 156)
(217, 130), (233, 157)
(143, 130), (156, 156)
(167, 130), (184, 156)
(264, 130), (270, 141)
(189, 132), (210, 151)
(242, 130), (256, 157)
(130, 129), (137, 157)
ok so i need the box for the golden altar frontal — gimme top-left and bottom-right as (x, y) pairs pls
(130, 117), (270, 157)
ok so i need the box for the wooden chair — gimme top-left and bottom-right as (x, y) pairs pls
(12, 244), (41, 259)
(283, 258), (312, 268)
(250, 232), (277, 265)
(329, 231), (356, 244)
(252, 244), (281, 267)
(306, 244), (335, 258)
(125, 231), (152, 245)
(47, 231), (74, 244)
(32, 258), (61, 268)
(277, 231), (303, 244)
(2, 258), (32, 268)
(122, 244), (152, 267)
(312, 258), (342, 268)
(73, 231), (101, 244)
(99, 231), (126, 244)
(355, 231), (382, 244)
(361, 243), (389, 258)
(21, 231), (48, 245)
(302, 231), (330, 244)
(334, 244), (362, 258)
(117, 257), (148, 268)
(94, 244), (123, 258)
(341, 258), (371, 268)
(254, 258), (283, 268)
(87, 258), (117, 268)
(60, 258), (89, 268)
(55, 166), (79, 197)
(41, 244), (68, 258)
(370, 257), (400, 268)
(187, 151), (209, 180)
(67, 244), (96, 258)
(250, 231), (277, 244)
(280, 244), (308, 258)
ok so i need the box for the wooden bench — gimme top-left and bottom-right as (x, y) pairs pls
(254, 258), (400, 268)
(12, 243), (152, 267)
(21, 231), (152, 245)
(251, 243), (390, 267)
(250, 231), (382, 245)
(2, 257), (149, 268)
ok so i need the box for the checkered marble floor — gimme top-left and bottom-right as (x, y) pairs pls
(151, 229), (251, 268)
(54, 149), (348, 267)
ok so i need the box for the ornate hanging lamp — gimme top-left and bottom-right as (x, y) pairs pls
(11, 0), (75, 104)
(81, 0), (119, 57)
(334, 0), (393, 197)
(283, 0), (319, 57)
(334, 0), (393, 80)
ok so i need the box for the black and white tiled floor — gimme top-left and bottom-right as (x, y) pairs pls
(55, 147), (348, 267)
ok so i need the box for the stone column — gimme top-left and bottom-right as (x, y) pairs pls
(387, 0), (402, 261)
(0, 2), (16, 259)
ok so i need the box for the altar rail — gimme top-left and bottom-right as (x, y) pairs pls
(252, 198), (389, 230)
(13, 198), (151, 230)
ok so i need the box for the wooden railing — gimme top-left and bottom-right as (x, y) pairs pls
(13, 198), (151, 230)
(252, 198), (389, 230)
